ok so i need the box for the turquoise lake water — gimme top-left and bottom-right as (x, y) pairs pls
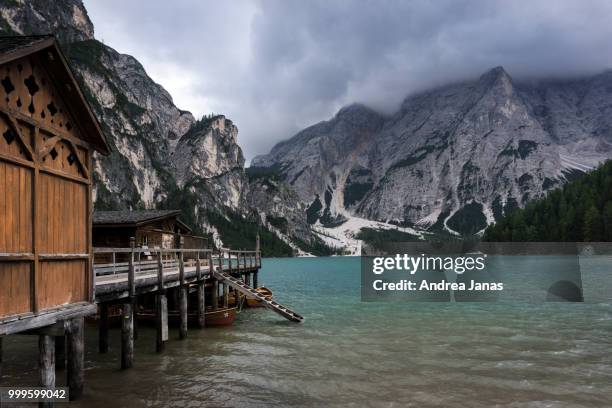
(2, 256), (612, 407)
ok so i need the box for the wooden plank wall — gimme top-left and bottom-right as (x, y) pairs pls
(0, 53), (93, 321)
(0, 262), (31, 316)
(0, 161), (33, 253)
(37, 260), (85, 310)
(38, 173), (87, 254)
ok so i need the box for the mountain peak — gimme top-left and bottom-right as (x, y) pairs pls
(336, 103), (373, 116)
(479, 66), (513, 86)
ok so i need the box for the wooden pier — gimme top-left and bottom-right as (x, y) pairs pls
(92, 240), (266, 368)
(93, 238), (303, 368)
(0, 36), (302, 407)
(2, 239), (304, 405)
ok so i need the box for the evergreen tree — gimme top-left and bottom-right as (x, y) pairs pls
(603, 202), (612, 241)
(583, 205), (602, 242)
(483, 160), (612, 242)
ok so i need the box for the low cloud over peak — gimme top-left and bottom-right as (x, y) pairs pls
(84, 0), (612, 162)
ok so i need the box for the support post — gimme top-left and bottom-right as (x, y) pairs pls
(179, 286), (188, 340)
(121, 301), (134, 369)
(67, 318), (84, 400)
(156, 294), (168, 352)
(98, 303), (109, 353)
(223, 281), (229, 308)
(197, 282), (206, 328)
(55, 335), (65, 370)
(208, 251), (214, 275)
(196, 253), (206, 328)
(212, 279), (219, 311)
(128, 237), (136, 298)
(219, 249), (225, 274)
(256, 234), (261, 267)
(123, 237), (136, 369)
(39, 334), (55, 408)
(178, 236), (185, 285)
(178, 237), (187, 339)
(133, 297), (139, 341)
(156, 250), (167, 352)
(227, 250), (232, 274)
(253, 271), (258, 289)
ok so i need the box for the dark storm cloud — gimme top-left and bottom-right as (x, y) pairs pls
(84, 0), (612, 162)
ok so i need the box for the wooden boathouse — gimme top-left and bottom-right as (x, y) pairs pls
(93, 210), (208, 253)
(0, 35), (110, 400)
(0, 35), (302, 406)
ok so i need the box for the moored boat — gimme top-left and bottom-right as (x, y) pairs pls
(137, 306), (237, 327)
(246, 286), (273, 308)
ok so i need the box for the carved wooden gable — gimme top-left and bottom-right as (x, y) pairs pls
(0, 54), (90, 179)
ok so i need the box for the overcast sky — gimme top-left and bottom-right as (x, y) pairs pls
(83, 0), (612, 163)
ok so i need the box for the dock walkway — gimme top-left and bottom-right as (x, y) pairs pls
(93, 247), (259, 303)
(90, 243), (302, 371)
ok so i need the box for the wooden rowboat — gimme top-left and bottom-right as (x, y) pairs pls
(246, 286), (273, 308)
(137, 306), (237, 327)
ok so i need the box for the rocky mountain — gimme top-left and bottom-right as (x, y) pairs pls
(253, 67), (612, 235)
(0, 0), (319, 254)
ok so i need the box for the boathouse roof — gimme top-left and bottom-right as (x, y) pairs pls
(93, 210), (191, 232)
(0, 34), (110, 154)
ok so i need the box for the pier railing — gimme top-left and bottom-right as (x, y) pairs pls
(92, 244), (261, 300)
(93, 247), (261, 275)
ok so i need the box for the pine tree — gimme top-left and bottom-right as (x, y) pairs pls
(583, 205), (602, 242)
(602, 202), (612, 241)
(483, 160), (612, 242)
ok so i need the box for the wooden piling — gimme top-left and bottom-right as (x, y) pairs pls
(208, 251), (214, 275)
(98, 303), (109, 353)
(156, 294), (168, 352)
(196, 254), (206, 328)
(218, 250), (224, 274)
(122, 237), (136, 369)
(253, 271), (258, 289)
(197, 282), (206, 328)
(133, 297), (139, 341)
(223, 281), (229, 308)
(156, 250), (167, 352)
(179, 286), (188, 340)
(128, 237), (136, 298)
(178, 237), (187, 339)
(212, 279), (219, 311)
(67, 318), (84, 400)
(39, 334), (55, 408)
(55, 335), (66, 370)
(121, 301), (134, 369)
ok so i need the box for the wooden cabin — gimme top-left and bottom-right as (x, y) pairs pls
(0, 36), (109, 335)
(93, 210), (208, 250)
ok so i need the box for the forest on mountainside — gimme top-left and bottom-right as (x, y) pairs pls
(483, 161), (612, 242)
